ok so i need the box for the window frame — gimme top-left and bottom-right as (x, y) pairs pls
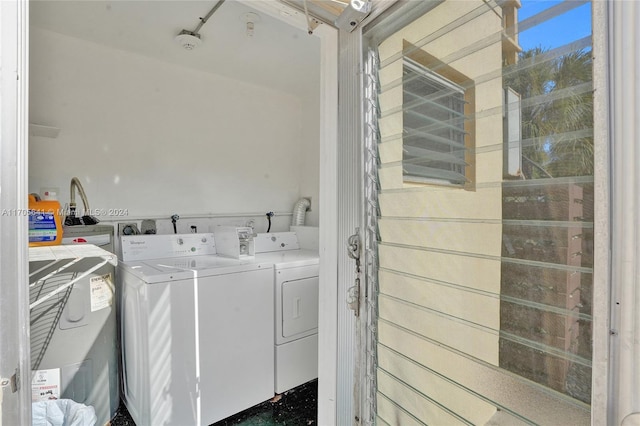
(402, 42), (477, 190)
(401, 57), (469, 186)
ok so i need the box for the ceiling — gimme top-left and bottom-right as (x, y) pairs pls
(29, 0), (323, 98)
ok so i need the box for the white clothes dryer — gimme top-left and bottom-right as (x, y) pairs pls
(254, 232), (320, 393)
(118, 233), (274, 426)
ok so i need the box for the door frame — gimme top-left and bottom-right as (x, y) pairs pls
(0, 0), (31, 425)
(353, 1), (640, 424)
(243, 3), (342, 423)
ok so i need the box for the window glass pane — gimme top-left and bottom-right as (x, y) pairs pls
(369, 0), (594, 424)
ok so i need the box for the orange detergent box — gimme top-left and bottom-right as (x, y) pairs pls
(28, 194), (63, 246)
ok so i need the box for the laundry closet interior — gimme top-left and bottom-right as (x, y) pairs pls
(27, 1), (326, 425)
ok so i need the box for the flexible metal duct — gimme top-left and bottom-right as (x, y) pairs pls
(291, 198), (311, 226)
(69, 177), (90, 211)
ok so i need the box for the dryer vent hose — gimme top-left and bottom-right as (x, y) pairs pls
(291, 198), (311, 226)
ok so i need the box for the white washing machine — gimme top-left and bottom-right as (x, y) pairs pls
(254, 231), (320, 393)
(118, 233), (274, 426)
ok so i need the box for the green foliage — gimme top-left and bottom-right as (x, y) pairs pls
(504, 47), (594, 178)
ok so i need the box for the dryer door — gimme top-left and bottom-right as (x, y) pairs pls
(282, 276), (319, 338)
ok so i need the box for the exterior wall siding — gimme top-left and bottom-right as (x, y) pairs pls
(376, 1), (504, 424)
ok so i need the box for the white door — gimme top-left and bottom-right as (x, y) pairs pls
(355, 0), (626, 424)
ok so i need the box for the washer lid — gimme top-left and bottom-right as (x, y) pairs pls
(120, 255), (270, 283)
(254, 249), (319, 269)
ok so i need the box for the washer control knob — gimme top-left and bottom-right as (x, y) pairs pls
(201, 237), (207, 243)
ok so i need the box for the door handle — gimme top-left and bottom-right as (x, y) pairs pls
(346, 228), (361, 317)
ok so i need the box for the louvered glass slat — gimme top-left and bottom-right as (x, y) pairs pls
(404, 108), (466, 133)
(382, 129), (468, 147)
(402, 164), (468, 184)
(404, 92), (467, 118)
(403, 145), (468, 166)
(388, 92), (469, 119)
(405, 120), (469, 138)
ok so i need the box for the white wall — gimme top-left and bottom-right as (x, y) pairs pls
(298, 94), (321, 226)
(29, 27), (320, 232)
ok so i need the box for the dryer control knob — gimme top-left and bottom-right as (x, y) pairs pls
(177, 238), (184, 245)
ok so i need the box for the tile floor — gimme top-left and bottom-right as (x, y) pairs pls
(109, 379), (317, 426)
